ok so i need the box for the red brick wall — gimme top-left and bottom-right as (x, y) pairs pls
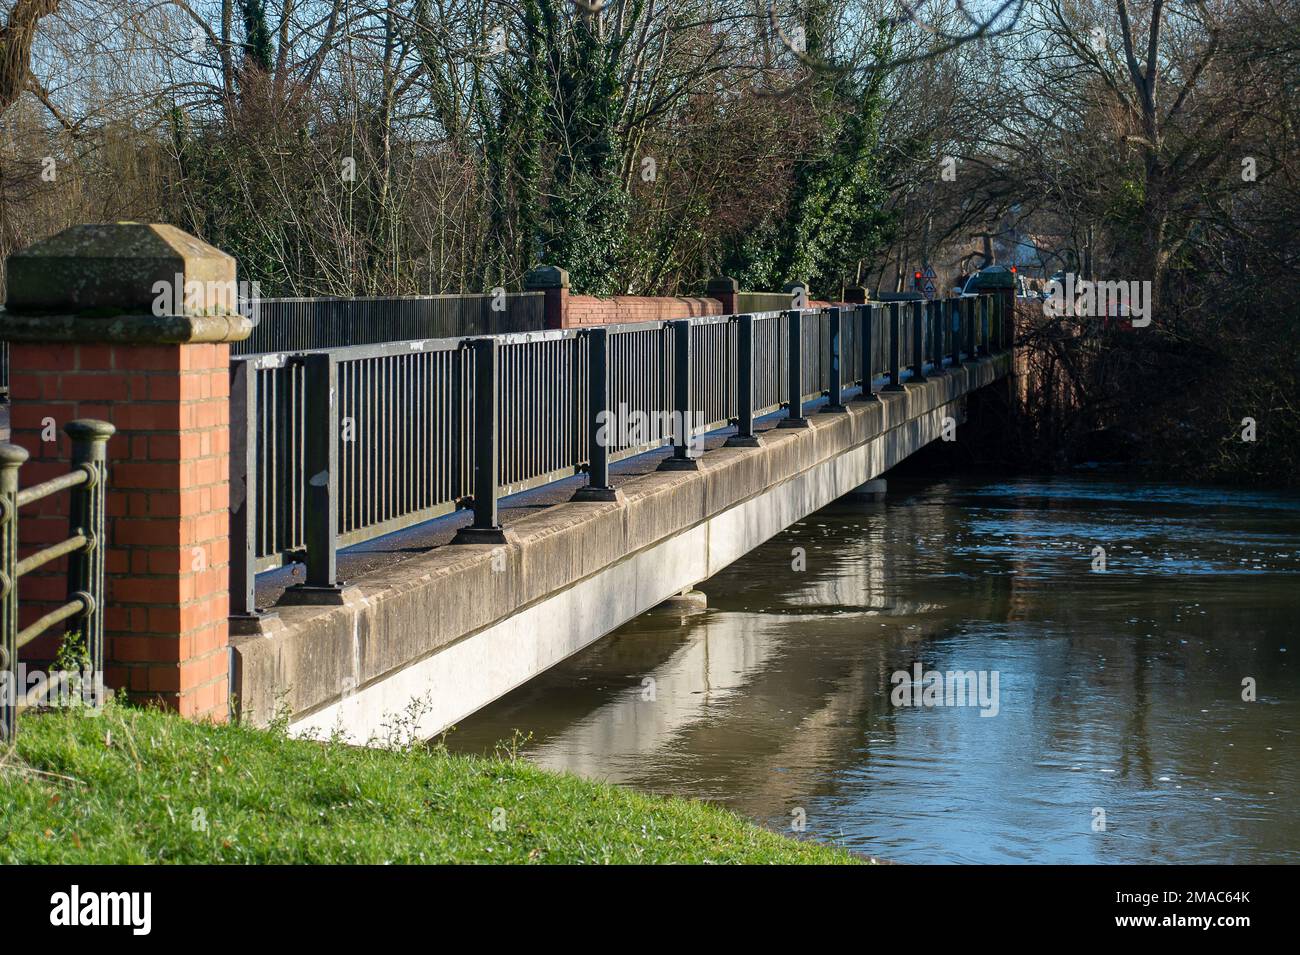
(8, 341), (232, 721)
(564, 296), (724, 327)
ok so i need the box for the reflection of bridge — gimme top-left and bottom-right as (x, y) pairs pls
(233, 294), (1014, 742)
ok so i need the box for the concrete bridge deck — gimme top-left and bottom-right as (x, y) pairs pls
(232, 352), (1012, 743)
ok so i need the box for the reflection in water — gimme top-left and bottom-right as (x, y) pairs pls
(446, 476), (1300, 863)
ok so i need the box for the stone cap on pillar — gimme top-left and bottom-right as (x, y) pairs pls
(1, 222), (252, 343)
(705, 276), (738, 296)
(524, 265), (570, 291)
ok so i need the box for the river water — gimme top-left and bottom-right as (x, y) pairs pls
(446, 475), (1299, 864)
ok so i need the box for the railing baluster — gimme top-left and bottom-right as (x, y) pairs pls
(453, 337), (512, 542)
(64, 420), (113, 691)
(573, 327), (623, 500)
(825, 306), (847, 412)
(911, 301), (928, 383)
(0, 442), (26, 742)
(660, 319), (700, 470)
(951, 299), (963, 368)
(885, 303), (904, 392)
(966, 297), (977, 358)
(229, 360), (263, 627)
(856, 304), (881, 402)
(280, 352), (348, 601)
(780, 310), (812, 427)
(726, 314), (764, 446)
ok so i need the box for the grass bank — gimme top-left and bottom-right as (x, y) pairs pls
(0, 705), (857, 864)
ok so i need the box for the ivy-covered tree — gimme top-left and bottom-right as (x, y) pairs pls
(725, 12), (895, 299)
(538, 3), (632, 295)
(238, 0), (274, 75)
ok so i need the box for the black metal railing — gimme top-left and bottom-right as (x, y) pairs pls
(233, 293), (548, 356)
(230, 297), (1010, 614)
(0, 419), (113, 741)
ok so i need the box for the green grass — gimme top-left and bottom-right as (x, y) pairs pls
(0, 705), (859, 864)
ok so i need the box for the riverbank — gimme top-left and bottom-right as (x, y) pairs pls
(0, 705), (858, 864)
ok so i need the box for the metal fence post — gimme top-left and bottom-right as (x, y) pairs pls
(64, 420), (113, 688)
(573, 327), (624, 501)
(660, 319), (701, 469)
(884, 303), (904, 392)
(825, 307), (847, 412)
(279, 352), (346, 600)
(978, 297), (989, 356)
(950, 299), (963, 368)
(910, 301), (928, 383)
(780, 310), (811, 427)
(453, 337), (514, 541)
(965, 297), (977, 358)
(725, 314), (764, 446)
(0, 443), (26, 742)
(857, 304), (881, 402)
(929, 300), (945, 374)
(228, 360), (269, 629)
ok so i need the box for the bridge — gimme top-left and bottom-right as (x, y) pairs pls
(0, 223), (1013, 743)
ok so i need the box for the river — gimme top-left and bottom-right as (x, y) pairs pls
(446, 475), (1299, 864)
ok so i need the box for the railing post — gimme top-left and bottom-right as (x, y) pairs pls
(779, 310), (812, 427)
(825, 307), (847, 412)
(573, 328), (625, 501)
(910, 301), (928, 383)
(929, 300), (945, 374)
(228, 360), (268, 630)
(64, 420), (113, 694)
(950, 298), (963, 368)
(884, 302), (904, 392)
(660, 319), (702, 470)
(0, 443), (26, 742)
(453, 338), (515, 541)
(281, 353), (349, 600)
(725, 314), (764, 446)
(978, 297), (989, 356)
(856, 304), (881, 402)
(965, 297), (977, 358)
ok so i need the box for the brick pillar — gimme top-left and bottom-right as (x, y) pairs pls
(706, 276), (738, 315)
(1, 223), (251, 721)
(525, 265), (570, 329)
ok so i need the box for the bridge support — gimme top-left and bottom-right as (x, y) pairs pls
(845, 479), (888, 503)
(648, 589), (708, 615)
